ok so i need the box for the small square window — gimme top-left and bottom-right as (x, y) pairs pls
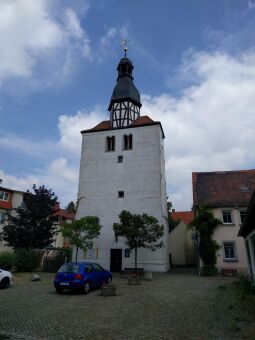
(222, 211), (232, 224)
(118, 191), (124, 198)
(117, 155), (123, 163)
(223, 242), (237, 260)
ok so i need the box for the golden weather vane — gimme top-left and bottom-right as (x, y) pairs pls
(121, 39), (129, 57)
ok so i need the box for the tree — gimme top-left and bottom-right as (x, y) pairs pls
(61, 216), (102, 262)
(2, 185), (58, 250)
(167, 201), (179, 233)
(189, 206), (222, 275)
(113, 210), (164, 269)
(65, 201), (76, 214)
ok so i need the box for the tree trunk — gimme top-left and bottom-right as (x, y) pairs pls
(75, 246), (79, 262)
(135, 247), (137, 269)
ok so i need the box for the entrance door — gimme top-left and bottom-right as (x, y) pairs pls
(110, 249), (122, 272)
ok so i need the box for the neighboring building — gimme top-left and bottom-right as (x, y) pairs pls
(0, 184), (73, 251)
(169, 210), (196, 267)
(0, 186), (25, 252)
(192, 170), (255, 274)
(239, 189), (255, 280)
(76, 55), (170, 272)
(53, 203), (75, 248)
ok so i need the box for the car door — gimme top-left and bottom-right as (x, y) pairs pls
(92, 263), (105, 286)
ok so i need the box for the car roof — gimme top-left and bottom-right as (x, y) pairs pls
(65, 262), (97, 265)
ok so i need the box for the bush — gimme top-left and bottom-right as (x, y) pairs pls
(14, 249), (40, 272)
(233, 274), (255, 297)
(0, 251), (16, 270)
(200, 265), (218, 276)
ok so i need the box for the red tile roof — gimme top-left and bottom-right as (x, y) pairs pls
(81, 115), (164, 137)
(171, 211), (194, 225)
(192, 170), (255, 208)
(54, 209), (75, 220)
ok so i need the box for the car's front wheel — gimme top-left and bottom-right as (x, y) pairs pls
(84, 281), (90, 294)
(0, 277), (10, 289)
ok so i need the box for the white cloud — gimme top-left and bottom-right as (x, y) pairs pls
(48, 158), (78, 183)
(2, 48), (255, 210)
(0, 170), (39, 192)
(0, 0), (91, 86)
(141, 50), (255, 209)
(0, 131), (57, 158)
(58, 109), (105, 156)
(248, 0), (255, 9)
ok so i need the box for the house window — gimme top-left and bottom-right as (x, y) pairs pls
(223, 242), (237, 260)
(123, 134), (132, 150)
(106, 136), (115, 151)
(239, 211), (246, 224)
(222, 211), (232, 224)
(117, 155), (123, 163)
(0, 191), (9, 201)
(118, 191), (124, 198)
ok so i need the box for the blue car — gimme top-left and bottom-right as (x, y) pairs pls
(54, 262), (112, 294)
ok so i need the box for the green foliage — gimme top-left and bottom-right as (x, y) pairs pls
(0, 251), (16, 270)
(189, 206), (221, 275)
(113, 210), (164, 268)
(14, 249), (40, 272)
(2, 185), (58, 250)
(167, 201), (180, 233)
(233, 274), (255, 297)
(61, 216), (102, 262)
(65, 201), (76, 214)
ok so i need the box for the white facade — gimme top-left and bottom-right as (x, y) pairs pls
(213, 207), (248, 273)
(0, 190), (24, 252)
(76, 123), (170, 272)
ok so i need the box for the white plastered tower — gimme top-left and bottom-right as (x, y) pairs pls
(76, 55), (170, 272)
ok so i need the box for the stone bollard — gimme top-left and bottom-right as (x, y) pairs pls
(31, 274), (40, 281)
(144, 271), (153, 281)
(101, 285), (116, 296)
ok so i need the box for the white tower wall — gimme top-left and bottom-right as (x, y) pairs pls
(76, 123), (169, 272)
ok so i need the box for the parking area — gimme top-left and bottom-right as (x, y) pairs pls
(0, 270), (253, 340)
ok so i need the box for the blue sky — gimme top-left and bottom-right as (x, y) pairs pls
(1, 0), (255, 210)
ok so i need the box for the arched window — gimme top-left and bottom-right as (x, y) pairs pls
(123, 134), (132, 150)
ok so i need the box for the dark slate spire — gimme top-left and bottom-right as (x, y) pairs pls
(109, 56), (141, 128)
(108, 57), (141, 111)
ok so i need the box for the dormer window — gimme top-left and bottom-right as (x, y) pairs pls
(124, 134), (132, 150)
(0, 191), (9, 201)
(106, 136), (115, 152)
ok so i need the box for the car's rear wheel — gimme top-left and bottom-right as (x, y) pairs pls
(84, 281), (90, 294)
(0, 277), (10, 289)
(55, 287), (63, 294)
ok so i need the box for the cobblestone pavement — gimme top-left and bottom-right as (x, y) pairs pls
(0, 270), (253, 340)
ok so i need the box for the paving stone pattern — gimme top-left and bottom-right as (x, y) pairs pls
(0, 270), (251, 340)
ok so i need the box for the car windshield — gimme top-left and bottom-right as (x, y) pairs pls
(58, 264), (80, 273)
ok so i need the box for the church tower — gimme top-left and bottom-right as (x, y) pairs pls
(76, 52), (169, 272)
(109, 57), (141, 128)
